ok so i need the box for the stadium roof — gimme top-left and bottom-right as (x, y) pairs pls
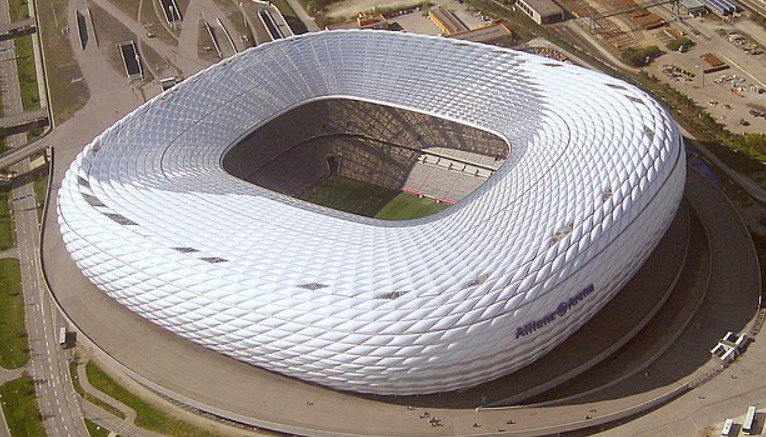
(58, 30), (685, 395)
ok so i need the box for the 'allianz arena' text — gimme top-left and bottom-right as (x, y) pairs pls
(57, 31), (686, 395)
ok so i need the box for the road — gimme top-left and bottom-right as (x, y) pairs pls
(12, 154), (88, 437)
(0, 0), (88, 435)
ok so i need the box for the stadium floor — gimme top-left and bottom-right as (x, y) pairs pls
(299, 175), (449, 220)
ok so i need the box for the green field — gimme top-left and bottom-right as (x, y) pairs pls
(299, 175), (450, 220)
(0, 258), (28, 369)
(8, 0), (29, 21)
(0, 373), (46, 437)
(85, 361), (232, 437)
(375, 193), (450, 220)
(0, 187), (16, 250)
(85, 419), (114, 437)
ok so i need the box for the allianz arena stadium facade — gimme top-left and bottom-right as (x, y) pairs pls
(57, 30), (685, 395)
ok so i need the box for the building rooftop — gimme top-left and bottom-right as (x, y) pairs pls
(519, 0), (565, 17)
(428, 7), (469, 34)
(680, 0), (706, 8)
(447, 23), (512, 43)
(326, 13), (389, 30)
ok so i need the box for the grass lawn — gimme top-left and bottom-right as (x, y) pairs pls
(85, 419), (113, 437)
(0, 373), (45, 437)
(13, 35), (40, 111)
(0, 259), (27, 369)
(32, 164), (48, 223)
(0, 187), (16, 250)
(375, 192), (450, 221)
(299, 175), (450, 220)
(85, 361), (233, 437)
(70, 360), (126, 419)
(8, 0), (29, 22)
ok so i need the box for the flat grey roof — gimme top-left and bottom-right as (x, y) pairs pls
(448, 23), (512, 43)
(518, 0), (565, 17)
(680, 0), (706, 9)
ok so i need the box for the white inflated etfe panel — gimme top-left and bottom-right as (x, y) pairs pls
(57, 31), (685, 395)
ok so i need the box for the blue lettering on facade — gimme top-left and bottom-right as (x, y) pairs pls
(515, 284), (595, 339)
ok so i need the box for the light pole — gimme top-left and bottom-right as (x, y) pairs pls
(135, 53), (142, 79)
(169, 4), (177, 31)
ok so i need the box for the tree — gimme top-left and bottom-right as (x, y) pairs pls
(622, 45), (661, 67)
(667, 37), (695, 52)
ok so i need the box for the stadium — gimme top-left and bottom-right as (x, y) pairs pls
(57, 30), (685, 396)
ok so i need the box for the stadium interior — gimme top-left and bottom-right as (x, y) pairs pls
(222, 99), (509, 219)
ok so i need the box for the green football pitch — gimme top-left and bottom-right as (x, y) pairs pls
(299, 175), (450, 221)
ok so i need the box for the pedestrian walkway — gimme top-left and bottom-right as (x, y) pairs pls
(77, 360), (139, 436)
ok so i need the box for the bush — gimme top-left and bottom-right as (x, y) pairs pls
(622, 45), (661, 67)
(753, 12), (766, 29)
(667, 36), (695, 52)
(741, 133), (766, 157)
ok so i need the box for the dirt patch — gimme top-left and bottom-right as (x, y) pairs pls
(106, 0), (140, 20)
(197, 16), (223, 62)
(38, 0), (90, 123)
(90, 3), (162, 85)
(140, 0), (177, 45)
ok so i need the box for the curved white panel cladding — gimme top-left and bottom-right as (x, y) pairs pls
(57, 31), (686, 395)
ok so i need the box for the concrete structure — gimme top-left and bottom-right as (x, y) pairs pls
(0, 17), (35, 37)
(447, 23), (512, 43)
(680, 0), (708, 15)
(325, 12), (389, 30)
(0, 108), (48, 133)
(57, 30), (685, 396)
(516, 0), (566, 24)
(428, 7), (468, 34)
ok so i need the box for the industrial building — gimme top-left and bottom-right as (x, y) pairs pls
(447, 22), (512, 43)
(428, 7), (469, 34)
(515, 0), (566, 24)
(701, 0), (740, 16)
(680, 0), (708, 16)
(325, 12), (390, 30)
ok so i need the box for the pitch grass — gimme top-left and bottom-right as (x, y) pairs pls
(375, 193), (449, 221)
(69, 360), (126, 420)
(299, 175), (449, 220)
(0, 187), (16, 250)
(0, 259), (27, 370)
(0, 373), (45, 437)
(85, 361), (233, 437)
(85, 419), (113, 437)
